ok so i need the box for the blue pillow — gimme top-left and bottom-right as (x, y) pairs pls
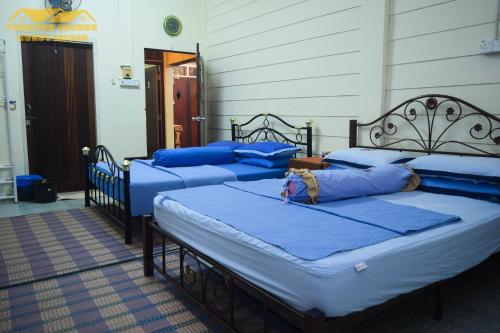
(152, 147), (235, 167)
(206, 140), (244, 150)
(418, 176), (500, 203)
(323, 148), (414, 169)
(238, 157), (290, 169)
(408, 155), (500, 182)
(234, 142), (300, 159)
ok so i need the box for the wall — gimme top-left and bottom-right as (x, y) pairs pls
(203, 0), (388, 154)
(204, 0), (500, 155)
(0, 0), (204, 176)
(385, 0), (500, 154)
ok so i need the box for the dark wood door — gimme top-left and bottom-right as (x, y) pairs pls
(145, 65), (164, 156)
(21, 41), (96, 192)
(173, 77), (199, 147)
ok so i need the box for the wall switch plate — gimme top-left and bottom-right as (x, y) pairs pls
(480, 39), (494, 53)
(494, 38), (500, 52)
(119, 79), (140, 88)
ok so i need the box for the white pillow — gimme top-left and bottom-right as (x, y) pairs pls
(408, 155), (500, 180)
(323, 148), (414, 168)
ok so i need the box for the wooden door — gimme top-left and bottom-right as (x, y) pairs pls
(173, 77), (199, 147)
(21, 41), (96, 192)
(145, 65), (164, 156)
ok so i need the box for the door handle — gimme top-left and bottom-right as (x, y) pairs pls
(191, 116), (206, 123)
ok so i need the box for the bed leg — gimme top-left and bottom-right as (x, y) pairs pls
(143, 215), (154, 277)
(433, 284), (443, 321)
(82, 147), (91, 207)
(122, 161), (132, 244)
(304, 308), (325, 333)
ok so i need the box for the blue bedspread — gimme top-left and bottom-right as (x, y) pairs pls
(158, 180), (460, 260)
(94, 160), (285, 217)
(136, 160), (237, 188)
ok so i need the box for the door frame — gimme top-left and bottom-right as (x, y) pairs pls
(143, 47), (201, 149)
(16, 33), (98, 175)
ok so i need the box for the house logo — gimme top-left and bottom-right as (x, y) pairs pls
(6, 8), (97, 42)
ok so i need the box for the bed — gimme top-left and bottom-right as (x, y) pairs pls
(82, 113), (313, 244)
(143, 94), (499, 332)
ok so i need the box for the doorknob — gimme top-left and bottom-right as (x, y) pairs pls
(192, 116), (206, 122)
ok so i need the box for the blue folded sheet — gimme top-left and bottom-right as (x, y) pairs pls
(158, 179), (461, 260)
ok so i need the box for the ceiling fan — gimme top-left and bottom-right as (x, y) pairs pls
(45, 0), (83, 16)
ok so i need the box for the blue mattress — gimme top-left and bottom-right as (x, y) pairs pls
(92, 161), (287, 216)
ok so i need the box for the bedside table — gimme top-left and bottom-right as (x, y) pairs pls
(288, 157), (330, 170)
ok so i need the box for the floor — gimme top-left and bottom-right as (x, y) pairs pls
(0, 198), (84, 218)
(0, 199), (499, 332)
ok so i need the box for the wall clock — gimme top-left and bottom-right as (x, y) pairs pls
(164, 15), (182, 36)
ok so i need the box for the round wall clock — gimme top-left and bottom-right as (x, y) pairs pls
(164, 15), (182, 36)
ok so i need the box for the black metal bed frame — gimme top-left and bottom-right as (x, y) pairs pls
(82, 114), (314, 244)
(349, 94), (499, 156)
(231, 113), (313, 157)
(143, 95), (499, 332)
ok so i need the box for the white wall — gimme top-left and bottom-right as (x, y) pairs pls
(204, 0), (500, 155)
(0, 0), (204, 176)
(203, 0), (390, 154)
(385, 0), (500, 154)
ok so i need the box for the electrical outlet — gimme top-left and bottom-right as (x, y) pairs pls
(480, 39), (494, 53)
(494, 38), (500, 52)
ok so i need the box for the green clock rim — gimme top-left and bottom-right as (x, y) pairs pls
(164, 15), (182, 36)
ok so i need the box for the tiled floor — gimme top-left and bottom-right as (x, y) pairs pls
(0, 198), (84, 218)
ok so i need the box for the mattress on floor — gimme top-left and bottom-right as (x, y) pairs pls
(154, 190), (500, 317)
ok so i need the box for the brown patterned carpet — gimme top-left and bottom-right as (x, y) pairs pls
(0, 208), (142, 289)
(0, 207), (499, 332)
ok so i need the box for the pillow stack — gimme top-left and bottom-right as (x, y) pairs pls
(234, 142), (301, 169)
(407, 155), (500, 202)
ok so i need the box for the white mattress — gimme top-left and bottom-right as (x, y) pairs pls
(154, 191), (500, 317)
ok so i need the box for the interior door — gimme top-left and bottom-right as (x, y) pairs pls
(21, 41), (96, 192)
(173, 77), (199, 148)
(145, 65), (164, 156)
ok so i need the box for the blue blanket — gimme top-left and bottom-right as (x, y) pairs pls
(159, 180), (460, 260)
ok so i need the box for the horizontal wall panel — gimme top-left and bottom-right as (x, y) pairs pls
(208, 29), (360, 74)
(208, 95), (362, 118)
(206, 0), (233, 12)
(208, 75), (359, 101)
(390, 0), (456, 15)
(386, 84), (500, 114)
(387, 55), (500, 89)
(206, 4), (361, 58)
(388, 23), (494, 65)
(207, 0), (360, 48)
(207, 0), (304, 32)
(207, 0), (258, 20)
(209, 53), (360, 88)
(389, 0), (497, 40)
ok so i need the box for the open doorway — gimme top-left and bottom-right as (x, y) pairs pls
(144, 46), (203, 156)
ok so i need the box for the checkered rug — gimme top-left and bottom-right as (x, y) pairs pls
(0, 208), (142, 289)
(0, 260), (225, 333)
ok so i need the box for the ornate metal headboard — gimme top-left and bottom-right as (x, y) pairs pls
(231, 113), (313, 157)
(349, 94), (499, 157)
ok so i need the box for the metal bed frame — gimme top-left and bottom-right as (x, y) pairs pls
(82, 114), (313, 244)
(144, 95), (499, 332)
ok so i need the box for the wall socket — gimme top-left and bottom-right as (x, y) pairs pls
(480, 38), (500, 54)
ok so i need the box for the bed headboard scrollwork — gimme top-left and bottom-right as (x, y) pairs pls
(231, 113), (313, 157)
(349, 94), (499, 157)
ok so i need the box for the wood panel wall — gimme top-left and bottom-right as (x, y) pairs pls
(204, 0), (363, 154)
